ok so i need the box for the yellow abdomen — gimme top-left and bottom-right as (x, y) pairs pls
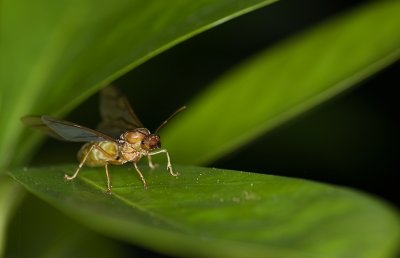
(77, 141), (118, 167)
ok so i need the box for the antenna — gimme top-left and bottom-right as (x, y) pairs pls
(155, 106), (186, 133)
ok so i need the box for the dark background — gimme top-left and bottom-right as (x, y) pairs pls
(34, 0), (399, 208)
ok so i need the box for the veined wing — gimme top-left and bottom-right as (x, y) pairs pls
(97, 85), (144, 137)
(22, 115), (116, 142)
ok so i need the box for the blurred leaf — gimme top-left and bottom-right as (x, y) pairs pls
(8, 164), (400, 258)
(0, 176), (24, 257)
(4, 193), (127, 258)
(162, 0), (400, 164)
(0, 0), (277, 167)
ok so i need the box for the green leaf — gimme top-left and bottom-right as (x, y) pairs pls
(0, 0), (277, 167)
(0, 177), (24, 257)
(8, 165), (400, 258)
(161, 0), (400, 164)
(4, 193), (127, 258)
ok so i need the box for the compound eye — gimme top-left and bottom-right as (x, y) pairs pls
(141, 135), (161, 150)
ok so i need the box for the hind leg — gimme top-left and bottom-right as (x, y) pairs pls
(65, 144), (95, 180)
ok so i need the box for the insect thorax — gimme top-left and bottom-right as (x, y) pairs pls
(121, 128), (149, 144)
(119, 140), (146, 163)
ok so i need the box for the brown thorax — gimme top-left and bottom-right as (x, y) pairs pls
(119, 128), (161, 162)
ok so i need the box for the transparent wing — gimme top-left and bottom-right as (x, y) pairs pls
(97, 85), (144, 137)
(22, 115), (116, 142)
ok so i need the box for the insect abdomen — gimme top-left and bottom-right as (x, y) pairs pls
(77, 142), (118, 167)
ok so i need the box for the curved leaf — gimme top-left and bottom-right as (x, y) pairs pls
(4, 194), (126, 258)
(0, 177), (24, 257)
(8, 165), (400, 258)
(0, 0), (277, 167)
(162, 0), (400, 164)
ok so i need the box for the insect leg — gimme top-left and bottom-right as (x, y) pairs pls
(105, 161), (111, 194)
(147, 155), (158, 169)
(90, 145), (120, 194)
(133, 162), (147, 189)
(65, 144), (95, 180)
(147, 149), (178, 176)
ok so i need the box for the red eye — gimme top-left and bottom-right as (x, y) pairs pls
(141, 134), (161, 150)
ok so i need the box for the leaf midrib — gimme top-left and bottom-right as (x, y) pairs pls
(79, 174), (190, 234)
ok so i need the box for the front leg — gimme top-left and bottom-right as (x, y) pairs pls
(147, 155), (158, 170)
(147, 149), (178, 176)
(133, 162), (148, 189)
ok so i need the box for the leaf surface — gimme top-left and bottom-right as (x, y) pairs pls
(0, 177), (24, 257)
(4, 193), (126, 258)
(8, 165), (400, 258)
